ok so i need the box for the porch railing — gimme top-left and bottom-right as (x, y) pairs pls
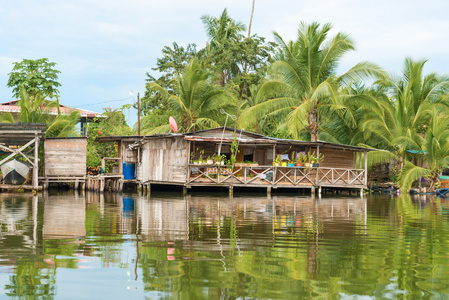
(187, 164), (366, 187)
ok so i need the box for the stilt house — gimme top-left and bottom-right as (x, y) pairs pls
(96, 127), (371, 193)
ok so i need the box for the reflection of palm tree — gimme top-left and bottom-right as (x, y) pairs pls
(147, 59), (236, 133)
(240, 22), (384, 141)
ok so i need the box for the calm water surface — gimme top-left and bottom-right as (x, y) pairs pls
(0, 191), (448, 299)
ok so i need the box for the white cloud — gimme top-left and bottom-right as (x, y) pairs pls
(1, 0), (449, 113)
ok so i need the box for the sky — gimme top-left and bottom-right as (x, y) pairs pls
(2, 0), (449, 128)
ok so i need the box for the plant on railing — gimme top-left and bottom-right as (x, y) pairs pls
(230, 136), (239, 167)
(273, 154), (282, 166)
(307, 151), (324, 168)
(195, 148), (205, 164)
(295, 152), (307, 166)
(211, 154), (226, 165)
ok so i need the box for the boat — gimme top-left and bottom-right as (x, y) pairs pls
(436, 188), (449, 198)
(1, 159), (30, 185)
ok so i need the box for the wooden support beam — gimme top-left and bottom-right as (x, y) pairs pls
(0, 138), (36, 166)
(33, 135), (39, 189)
(0, 184), (42, 190)
(364, 151), (368, 186)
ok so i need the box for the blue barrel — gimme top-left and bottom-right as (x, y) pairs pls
(123, 162), (136, 180)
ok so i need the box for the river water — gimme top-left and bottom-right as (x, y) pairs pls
(0, 191), (448, 299)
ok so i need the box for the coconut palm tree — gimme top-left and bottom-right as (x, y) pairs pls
(239, 22), (385, 141)
(399, 108), (449, 191)
(145, 59), (236, 133)
(362, 59), (449, 172)
(201, 8), (246, 52)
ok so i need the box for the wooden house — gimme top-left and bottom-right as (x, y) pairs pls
(96, 128), (371, 194)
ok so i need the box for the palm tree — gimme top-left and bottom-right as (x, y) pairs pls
(399, 108), (449, 191)
(362, 58), (449, 173)
(146, 59), (236, 133)
(240, 22), (385, 141)
(201, 8), (246, 52)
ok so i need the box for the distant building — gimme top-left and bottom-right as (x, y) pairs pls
(0, 100), (103, 136)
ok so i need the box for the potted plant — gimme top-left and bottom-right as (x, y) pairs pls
(197, 148), (204, 164)
(273, 155), (281, 166)
(312, 153), (324, 168)
(206, 155), (214, 165)
(220, 154), (226, 165)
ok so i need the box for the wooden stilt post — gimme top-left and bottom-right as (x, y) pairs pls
(267, 186), (271, 198)
(183, 186), (187, 196)
(100, 178), (105, 193)
(229, 186), (234, 196)
(33, 135), (39, 190)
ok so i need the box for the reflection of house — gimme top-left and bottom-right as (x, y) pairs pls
(95, 127), (372, 193)
(137, 197), (189, 242)
(0, 100), (103, 136)
(43, 195), (86, 238)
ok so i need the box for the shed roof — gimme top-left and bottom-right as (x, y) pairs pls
(95, 127), (374, 152)
(0, 123), (46, 145)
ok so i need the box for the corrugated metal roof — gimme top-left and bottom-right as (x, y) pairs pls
(94, 127), (374, 151)
(0, 100), (103, 118)
(184, 135), (276, 144)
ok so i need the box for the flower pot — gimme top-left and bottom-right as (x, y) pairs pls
(312, 163), (320, 168)
(295, 162), (302, 167)
(287, 163), (295, 167)
(281, 162), (287, 167)
(207, 159), (214, 165)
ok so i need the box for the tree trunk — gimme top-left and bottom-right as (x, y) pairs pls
(247, 0), (255, 38)
(308, 109), (319, 142)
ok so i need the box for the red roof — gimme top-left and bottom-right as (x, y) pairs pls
(0, 100), (102, 118)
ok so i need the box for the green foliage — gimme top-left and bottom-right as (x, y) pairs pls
(0, 86), (80, 137)
(7, 58), (61, 99)
(239, 22), (385, 140)
(147, 58), (236, 133)
(86, 107), (132, 167)
(141, 42), (203, 116)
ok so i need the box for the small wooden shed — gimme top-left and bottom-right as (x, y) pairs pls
(43, 137), (87, 189)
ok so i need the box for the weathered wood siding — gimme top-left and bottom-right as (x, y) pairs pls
(320, 148), (355, 169)
(140, 137), (188, 183)
(44, 138), (87, 177)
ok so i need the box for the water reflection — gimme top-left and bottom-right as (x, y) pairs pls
(0, 191), (448, 298)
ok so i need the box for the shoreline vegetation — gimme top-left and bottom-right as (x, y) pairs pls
(3, 9), (449, 194)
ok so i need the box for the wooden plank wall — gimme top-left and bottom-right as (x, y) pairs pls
(320, 148), (355, 169)
(141, 137), (188, 183)
(44, 138), (87, 177)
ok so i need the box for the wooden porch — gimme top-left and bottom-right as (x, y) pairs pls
(187, 164), (366, 190)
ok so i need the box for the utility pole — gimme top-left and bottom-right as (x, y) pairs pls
(137, 92), (140, 136)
